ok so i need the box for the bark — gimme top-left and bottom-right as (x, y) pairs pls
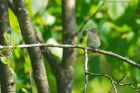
(55, 0), (77, 93)
(0, 0), (15, 93)
(12, 0), (50, 93)
(0, 61), (15, 93)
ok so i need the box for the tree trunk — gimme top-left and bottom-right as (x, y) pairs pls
(12, 0), (50, 92)
(56, 0), (77, 93)
(0, 0), (15, 93)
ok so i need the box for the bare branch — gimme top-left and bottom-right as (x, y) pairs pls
(130, 84), (140, 92)
(111, 80), (117, 93)
(94, 49), (140, 68)
(117, 73), (127, 83)
(86, 72), (140, 93)
(0, 43), (140, 68)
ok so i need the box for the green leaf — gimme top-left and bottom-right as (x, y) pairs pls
(107, 1), (128, 20)
(4, 32), (11, 45)
(32, 0), (48, 14)
(1, 56), (11, 64)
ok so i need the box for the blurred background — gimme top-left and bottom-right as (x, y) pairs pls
(9, 0), (140, 93)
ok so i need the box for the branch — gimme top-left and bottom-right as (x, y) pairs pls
(0, 43), (140, 68)
(41, 47), (60, 74)
(35, 32), (60, 75)
(86, 72), (140, 93)
(94, 49), (140, 68)
(71, 0), (105, 39)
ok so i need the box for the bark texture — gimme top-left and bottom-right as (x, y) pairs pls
(12, 0), (50, 93)
(55, 0), (77, 93)
(0, 0), (15, 93)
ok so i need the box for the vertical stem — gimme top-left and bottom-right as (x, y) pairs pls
(83, 48), (88, 93)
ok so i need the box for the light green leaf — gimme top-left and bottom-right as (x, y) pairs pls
(46, 38), (62, 60)
(107, 1), (128, 20)
(4, 32), (11, 45)
(32, 0), (48, 14)
(1, 56), (11, 64)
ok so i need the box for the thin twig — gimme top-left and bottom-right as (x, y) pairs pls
(111, 80), (117, 93)
(71, 0), (105, 39)
(0, 43), (140, 68)
(130, 84), (140, 92)
(86, 72), (139, 93)
(109, 73), (127, 93)
(83, 48), (88, 93)
(117, 73), (127, 84)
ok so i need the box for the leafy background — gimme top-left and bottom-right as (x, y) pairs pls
(9, 0), (140, 93)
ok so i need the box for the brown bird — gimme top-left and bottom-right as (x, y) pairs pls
(87, 28), (101, 49)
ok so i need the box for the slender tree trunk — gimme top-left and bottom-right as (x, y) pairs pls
(0, 62), (15, 93)
(12, 0), (50, 93)
(0, 0), (15, 93)
(56, 0), (77, 93)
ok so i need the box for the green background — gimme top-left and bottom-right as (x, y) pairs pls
(9, 0), (140, 93)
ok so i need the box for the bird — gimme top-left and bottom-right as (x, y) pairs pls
(87, 28), (101, 49)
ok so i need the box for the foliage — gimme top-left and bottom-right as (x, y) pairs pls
(8, 0), (140, 93)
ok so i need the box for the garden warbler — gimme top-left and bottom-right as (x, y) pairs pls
(87, 28), (101, 49)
